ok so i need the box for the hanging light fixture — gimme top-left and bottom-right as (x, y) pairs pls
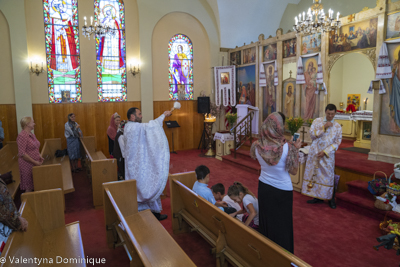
(81, 16), (117, 40)
(293, 0), (341, 35)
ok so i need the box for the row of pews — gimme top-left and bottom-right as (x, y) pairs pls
(0, 138), (312, 266)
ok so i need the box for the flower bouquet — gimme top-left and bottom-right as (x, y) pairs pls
(306, 118), (314, 127)
(225, 112), (238, 129)
(286, 117), (304, 136)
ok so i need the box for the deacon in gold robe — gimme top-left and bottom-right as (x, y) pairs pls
(302, 104), (342, 209)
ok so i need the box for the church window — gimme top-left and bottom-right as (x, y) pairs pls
(43, 0), (82, 103)
(95, 0), (126, 102)
(168, 34), (193, 100)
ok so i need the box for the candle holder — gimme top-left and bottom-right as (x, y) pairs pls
(204, 121), (215, 157)
(29, 62), (44, 76)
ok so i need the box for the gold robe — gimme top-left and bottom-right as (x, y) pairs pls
(302, 117), (342, 200)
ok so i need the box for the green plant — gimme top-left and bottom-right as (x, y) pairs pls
(306, 118), (314, 127)
(286, 117), (304, 136)
(225, 112), (238, 125)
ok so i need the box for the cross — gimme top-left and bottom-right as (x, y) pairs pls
(301, 126), (307, 144)
(289, 70), (292, 78)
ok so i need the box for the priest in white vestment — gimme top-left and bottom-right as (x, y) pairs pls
(123, 108), (171, 220)
(302, 104), (342, 209)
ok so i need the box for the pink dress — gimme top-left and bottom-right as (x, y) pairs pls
(17, 130), (41, 191)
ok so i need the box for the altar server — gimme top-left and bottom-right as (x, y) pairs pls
(302, 104), (342, 209)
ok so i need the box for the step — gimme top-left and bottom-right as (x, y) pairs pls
(346, 180), (374, 200)
(336, 191), (400, 221)
(221, 154), (260, 175)
(229, 148), (252, 161)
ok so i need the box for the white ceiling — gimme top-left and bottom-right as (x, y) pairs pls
(217, 0), (300, 48)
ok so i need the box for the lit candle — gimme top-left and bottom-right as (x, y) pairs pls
(84, 16), (87, 26)
(90, 16), (93, 25)
(295, 17), (298, 25)
(337, 12), (340, 20)
(299, 13), (301, 22)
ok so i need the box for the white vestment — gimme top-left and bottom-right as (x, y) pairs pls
(123, 115), (170, 213)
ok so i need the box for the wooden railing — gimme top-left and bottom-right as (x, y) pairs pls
(230, 110), (255, 158)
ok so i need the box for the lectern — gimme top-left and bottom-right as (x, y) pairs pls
(165, 120), (180, 154)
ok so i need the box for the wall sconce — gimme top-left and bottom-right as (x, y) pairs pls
(29, 59), (44, 76)
(129, 61), (140, 76)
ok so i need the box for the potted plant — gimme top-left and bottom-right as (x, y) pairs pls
(286, 117), (304, 136)
(225, 112), (238, 130)
(395, 163), (400, 179)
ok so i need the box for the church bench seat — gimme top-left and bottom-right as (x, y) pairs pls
(103, 179), (196, 267)
(169, 171), (312, 267)
(0, 142), (20, 199)
(80, 136), (117, 208)
(32, 138), (74, 194)
(1, 189), (86, 267)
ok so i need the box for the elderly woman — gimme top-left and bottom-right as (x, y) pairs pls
(65, 113), (83, 173)
(250, 112), (301, 254)
(107, 113), (121, 157)
(17, 117), (43, 192)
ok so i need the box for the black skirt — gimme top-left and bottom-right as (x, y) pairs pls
(258, 181), (294, 253)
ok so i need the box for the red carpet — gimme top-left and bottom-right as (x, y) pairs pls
(336, 140), (394, 176)
(54, 149), (400, 267)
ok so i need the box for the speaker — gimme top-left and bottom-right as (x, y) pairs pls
(197, 97), (210, 114)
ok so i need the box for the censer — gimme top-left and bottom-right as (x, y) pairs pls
(307, 162), (319, 191)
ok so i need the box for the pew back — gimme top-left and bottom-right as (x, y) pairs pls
(81, 136), (117, 208)
(1, 189), (86, 267)
(103, 180), (196, 267)
(170, 172), (312, 267)
(0, 142), (20, 198)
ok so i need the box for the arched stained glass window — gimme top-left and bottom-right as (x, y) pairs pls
(95, 0), (126, 102)
(168, 34), (193, 100)
(43, 0), (81, 103)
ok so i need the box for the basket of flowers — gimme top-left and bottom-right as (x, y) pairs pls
(387, 173), (400, 196)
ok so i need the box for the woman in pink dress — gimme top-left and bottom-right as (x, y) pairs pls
(17, 117), (43, 192)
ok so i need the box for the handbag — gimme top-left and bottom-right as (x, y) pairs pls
(55, 149), (68, 158)
(368, 171), (388, 195)
(0, 171), (14, 185)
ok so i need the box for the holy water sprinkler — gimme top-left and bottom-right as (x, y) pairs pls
(170, 102), (181, 112)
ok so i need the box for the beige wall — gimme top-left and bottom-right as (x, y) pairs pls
(329, 53), (375, 110)
(0, 10), (14, 104)
(152, 12), (211, 101)
(24, 0), (141, 104)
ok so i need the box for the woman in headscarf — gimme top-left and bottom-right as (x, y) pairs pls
(65, 113), (83, 173)
(107, 113), (121, 157)
(250, 112), (301, 254)
(113, 120), (127, 180)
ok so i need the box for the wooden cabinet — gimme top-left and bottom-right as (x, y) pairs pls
(291, 162), (306, 193)
(336, 119), (356, 138)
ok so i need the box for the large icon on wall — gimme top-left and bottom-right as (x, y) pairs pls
(263, 44), (277, 61)
(386, 11), (400, 40)
(283, 38), (297, 58)
(301, 33), (321, 55)
(282, 77), (296, 119)
(262, 62), (277, 121)
(236, 65), (256, 107)
(243, 47), (256, 64)
(380, 42), (400, 136)
(301, 56), (320, 119)
(329, 18), (378, 54)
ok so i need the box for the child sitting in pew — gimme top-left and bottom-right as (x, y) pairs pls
(192, 165), (228, 212)
(211, 183), (243, 220)
(228, 182), (259, 231)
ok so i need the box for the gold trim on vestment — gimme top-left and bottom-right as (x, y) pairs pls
(302, 179), (334, 187)
(302, 192), (332, 201)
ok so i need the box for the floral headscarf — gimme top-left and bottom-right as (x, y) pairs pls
(250, 112), (298, 171)
(107, 113), (120, 141)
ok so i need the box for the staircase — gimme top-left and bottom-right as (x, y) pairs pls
(221, 139), (260, 175)
(336, 180), (400, 221)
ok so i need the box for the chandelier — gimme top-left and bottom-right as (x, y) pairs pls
(81, 16), (118, 40)
(293, 0), (341, 35)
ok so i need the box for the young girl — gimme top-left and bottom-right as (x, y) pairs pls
(227, 182), (259, 231)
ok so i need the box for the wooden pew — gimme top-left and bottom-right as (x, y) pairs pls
(169, 172), (312, 267)
(1, 189), (86, 267)
(103, 179), (196, 267)
(0, 142), (20, 199)
(32, 138), (74, 194)
(81, 136), (117, 208)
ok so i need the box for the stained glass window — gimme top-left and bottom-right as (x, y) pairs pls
(95, 0), (126, 102)
(168, 34), (193, 100)
(43, 0), (81, 103)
